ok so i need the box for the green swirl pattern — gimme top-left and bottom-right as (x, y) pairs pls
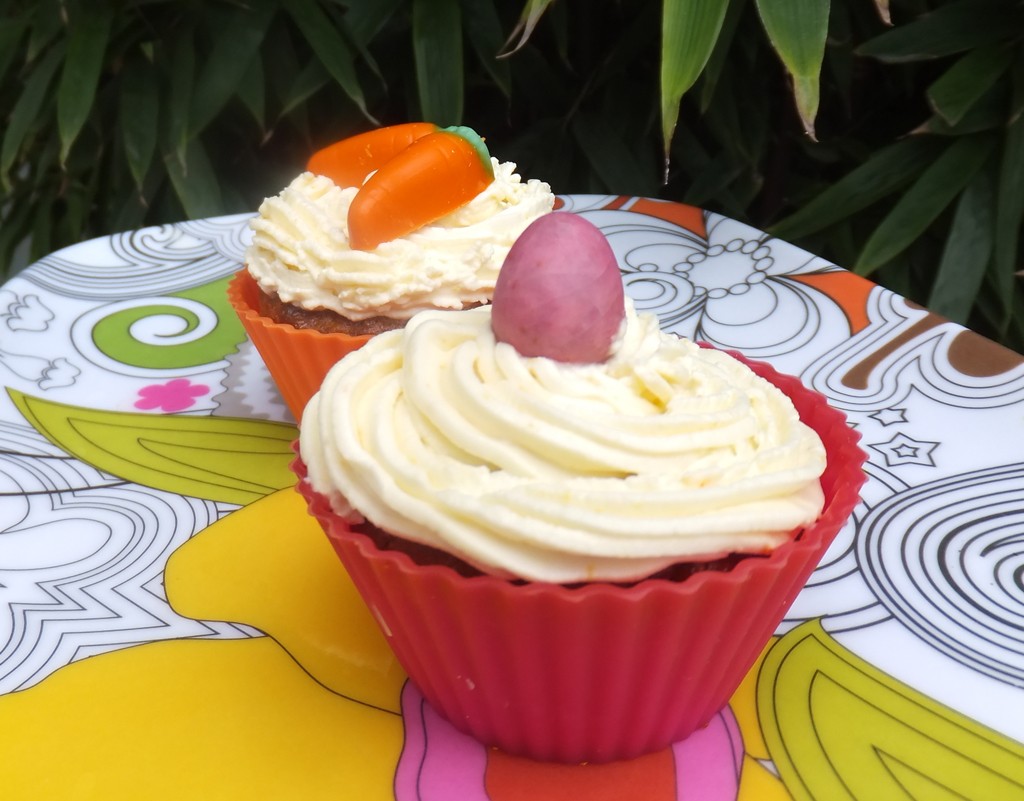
(91, 277), (246, 369)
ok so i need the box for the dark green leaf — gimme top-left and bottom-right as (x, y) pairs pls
(277, 60), (329, 121)
(994, 110), (1024, 313)
(683, 153), (744, 207)
(927, 45), (1014, 125)
(587, 2), (661, 102)
(857, 0), (1024, 63)
(698, 0), (745, 112)
(756, 0), (830, 137)
(669, 124), (746, 215)
(917, 80), (1009, 136)
(661, 0), (729, 169)
(770, 136), (946, 240)
(854, 134), (996, 275)
(0, 13), (28, 86)
(164, 26), (195, 169)
(0, 192), (33, 275)
(701, 61), (771, 167)
(319, 1), (385, 86)
(119, 50), (159, 190)
(571, 113), (654, 197)
(461, 0), (512, 98)
(1010, 49), (1024, 125)
(57, 182), (90, 246)
(286, 0), (373, 122)
(26, 0), (61, 63)
(112, 188), (150, 234)
(235, 51), (266, 131)
(57, 3), (112, 165)
(190, 1), (275, 137)
(927, 162), (995, 322)
(164, 139), (223, 220)
(413, 0), (463, 125)
(343, 0), (404, 46)
(1, 44), (64, 187)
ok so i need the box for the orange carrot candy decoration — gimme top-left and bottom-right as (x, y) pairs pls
(307, 122), (439, 188)
(347, 126), (495, 251)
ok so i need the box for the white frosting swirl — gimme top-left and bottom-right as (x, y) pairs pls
(245, 159), (554, 321)
(300, 303), (827, 583)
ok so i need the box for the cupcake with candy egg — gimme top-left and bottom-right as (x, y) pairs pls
(293, 212), (866, 763)
(228, 122), (554, 419)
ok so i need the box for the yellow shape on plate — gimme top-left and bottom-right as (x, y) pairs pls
(728, 637), (777, 761)
(166, 487), (406, 712)
(8, 390), (297, 506)
(758, 619), (1024, 801)
(737, 755), (792, 801)
(0, 487), (407, 800)
(0, 638), (403, 800)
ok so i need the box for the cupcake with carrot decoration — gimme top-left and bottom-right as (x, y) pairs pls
(294, 212), (867, 763)
(228, 122), (554, 420)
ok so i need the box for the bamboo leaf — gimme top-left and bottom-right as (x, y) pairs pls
(854, 134), (995, 276)
(0, 44), (63, 187)
(770, 136), (946, 240)
(164, 138), (223, 220)
(1011, 50), (1024, 125)
(319, 1), (386, 86)
(500, 0), (556, 57)
(9, 390), (297, 506)
(26, 0), (61, 63)
(0, 13), (28, 86)
(235, 50), (266, 130)
(190, 1), (275, 137)
(916, 82), (1008, 136)
(0, 195), (33, 276)
(343, 0), (404, 45)
(755, 0), (829, 139)
(927, 45), (1014, 126)
(994, 110), (1024, 314)
(857, 0), (1024, 63)
(286, 0), (373, 122)
(278, 60), (329, 121)
(669, 124), (746, 213)
(698, 0), (745, 112)
(462, 0), (512, 97)
(661, 0), (730, 173)
(927, 163), (995, 322)
(165, 26), (195, 170)
(413, 0), (463, 125)
(56, 182), (89, 247)
(57, 3), (112, 165)
(119, 50), (159, 191)
(683, 152), (744, 207)
(571, 113), (655, 197)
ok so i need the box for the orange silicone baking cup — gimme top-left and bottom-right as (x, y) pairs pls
(292, 352), (867, 763)
(226, 269), (372, 421)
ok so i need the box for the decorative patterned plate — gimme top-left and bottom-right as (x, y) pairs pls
(2, 197), (1023, 799)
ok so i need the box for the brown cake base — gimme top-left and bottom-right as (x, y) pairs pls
(256, 285), (486, 336)
(256, 287), (407, 336)
(349, 518), (755, 587)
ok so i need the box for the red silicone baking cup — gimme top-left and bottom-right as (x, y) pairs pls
(293, 354), (866, 763)
(227, 269), (372, 421)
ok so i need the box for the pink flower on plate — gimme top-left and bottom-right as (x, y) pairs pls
(135, 379), (209, 412)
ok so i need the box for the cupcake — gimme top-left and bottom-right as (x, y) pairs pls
(228, 122), (554, 419)
(294, 213), (866, 762)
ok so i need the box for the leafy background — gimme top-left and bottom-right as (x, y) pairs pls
(1, 0), (1023, 349)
